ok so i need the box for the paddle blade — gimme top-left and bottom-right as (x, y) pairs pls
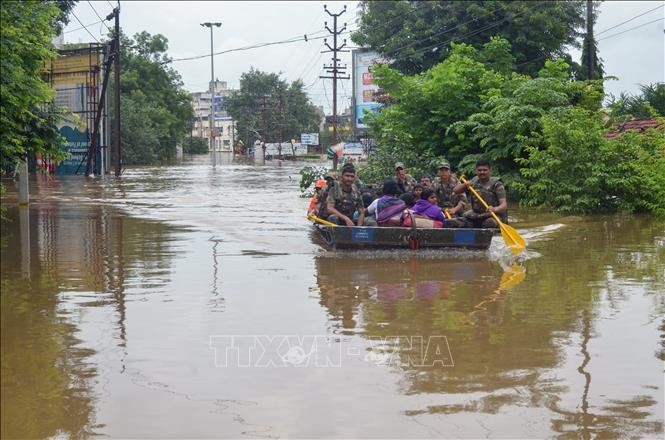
(499, 222), (526, 255)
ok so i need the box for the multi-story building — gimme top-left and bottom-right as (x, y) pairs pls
(191, 79), (236, 152)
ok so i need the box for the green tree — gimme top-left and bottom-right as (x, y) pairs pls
(0, 1), (63, 174)
(225, 68), (320, 150)
(117, 31), (193, 164)
(515, 109), (665, 215)
(608, 83), (665, 120)
(576, 1), (604, 81)
(183, 136), (209, 155)
(351, 0), (586, 76)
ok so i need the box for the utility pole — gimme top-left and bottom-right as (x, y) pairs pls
(201, 22), (222, 167)
(259, 94), (270, 162)
(586, 0), (595, 80)
(112, 7), (121, 177)
(320, 4), (349, 171)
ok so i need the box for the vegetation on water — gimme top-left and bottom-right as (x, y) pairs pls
(356, 37), (664, 216)
(226, 69), (321, 152)
(0, 1), (74, 175)
(182, 136), (209, 155)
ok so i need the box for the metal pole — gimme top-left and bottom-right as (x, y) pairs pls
(18, 160), (29, 205)
(202, 22), (222, 167)
(113, 7), (121, 177)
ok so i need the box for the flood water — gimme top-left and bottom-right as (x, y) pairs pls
(1, 155), (664, 439)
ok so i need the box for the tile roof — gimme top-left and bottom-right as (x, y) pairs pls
(605, 118), (662, 140)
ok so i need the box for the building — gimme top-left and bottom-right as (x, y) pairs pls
(191, 79), (236, 152)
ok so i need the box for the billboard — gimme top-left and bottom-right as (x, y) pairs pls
(301, 133), (319, 145)
(352, 50), (385, 130)
(213, 95), (232, 120)
(45, 48), (106, 174)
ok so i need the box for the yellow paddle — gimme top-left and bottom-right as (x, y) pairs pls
(460, 176), (526, 255)
(307, 214), (337, 227)
(444, 210), (452, 219)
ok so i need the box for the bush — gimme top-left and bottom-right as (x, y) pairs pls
(515, 110), (665, 215)
(183, 136), (209, 154)
(299, 165), (328, 197)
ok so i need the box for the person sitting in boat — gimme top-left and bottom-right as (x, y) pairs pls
(367, 180), (405, 226)
(323, 164), (365, 226)
(316, 171), (336, 217)
(412, 189), (445, 222)
(393, 162), (417, 193)
(355, 192), (378, 226)
(307, 179), (327, 216)
(453, 158), (507, 228)
(419, 175), (433, 189)
(433, 161), (467, 227)
(399, 192), (415, 209)
(412, 183), (423, 200)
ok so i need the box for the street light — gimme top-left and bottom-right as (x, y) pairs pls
(201, 22), (221, 167)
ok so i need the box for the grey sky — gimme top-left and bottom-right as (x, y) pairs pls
(65, 1), (664, 113)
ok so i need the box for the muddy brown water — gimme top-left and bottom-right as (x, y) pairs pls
(1, 155), (663, 438)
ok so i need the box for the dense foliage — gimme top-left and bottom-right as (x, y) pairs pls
(515, 111), (664, 215)
(351, 0), (587, 77)
(183, 136), (209, 155)
(1, 1), (63, 174)
(608, 83), (665, 120)
(360, 38), (665, 215)
(225, 69), (321, 150)
(118, 32), (193, 165)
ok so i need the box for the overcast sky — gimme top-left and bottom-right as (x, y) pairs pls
(64, 1), (664, 113)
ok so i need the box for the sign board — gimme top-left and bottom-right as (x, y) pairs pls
(213, 95), (233, 120)
(352, 50), (385, 130)
(301, 133), (319, 145)
(45, 50), (105, 174)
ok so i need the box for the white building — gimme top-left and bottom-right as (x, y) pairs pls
(191, 79), (236, 152)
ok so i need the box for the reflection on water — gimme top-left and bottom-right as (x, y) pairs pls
(1, 156), (663, 438)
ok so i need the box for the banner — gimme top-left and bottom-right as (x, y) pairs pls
(352, 50), (385, 130)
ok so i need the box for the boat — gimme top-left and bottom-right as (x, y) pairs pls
(313, 224), (495, 250)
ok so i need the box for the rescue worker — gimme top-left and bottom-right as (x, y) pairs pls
(307, 179), (327, 216)
(453, 158), (507, 228)
(393, 162), (417, 193)
(316, 171), (336, 218)
(324, 164), (365, 226)
(433, 161), (467, 222)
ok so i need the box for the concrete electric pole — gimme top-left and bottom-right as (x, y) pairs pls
(320, 4), (350, 171)
(201, 22), (222, 167)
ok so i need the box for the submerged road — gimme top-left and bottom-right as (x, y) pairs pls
(1, 155), (664, 438)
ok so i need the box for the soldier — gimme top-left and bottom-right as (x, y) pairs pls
(433, 161), (466, 219)
(393, 162), (417, 193)
(453, 158), (507, 228)
(324, 164), (365, 226)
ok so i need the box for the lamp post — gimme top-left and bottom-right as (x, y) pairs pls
(201, 22), (221, 167)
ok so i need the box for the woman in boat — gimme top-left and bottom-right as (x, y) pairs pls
(367, 180), (406, 226)
(412, 189), (445, 222)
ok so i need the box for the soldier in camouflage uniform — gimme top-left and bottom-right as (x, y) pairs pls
(433, 161), (467, 227)
(324, 164), (365, 226)
(453, 158), (507, 229)
(393, 162), (417, 194)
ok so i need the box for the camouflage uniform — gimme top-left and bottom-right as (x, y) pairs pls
(433, 177), (467, 228)
(393, 174), (417, 194)
(324, 183), (364, 224)
(433, 177), (467, 209)
(462, 176), (507, 228)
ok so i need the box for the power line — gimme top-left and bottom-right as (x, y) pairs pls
(71, 11), (100, 43)
(163, 32), (330, 65)
(596, 4), (664, 36)
(87, 1), (113, 33)
(598, 17), (664, 41)
(64, 18), (104, 34)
